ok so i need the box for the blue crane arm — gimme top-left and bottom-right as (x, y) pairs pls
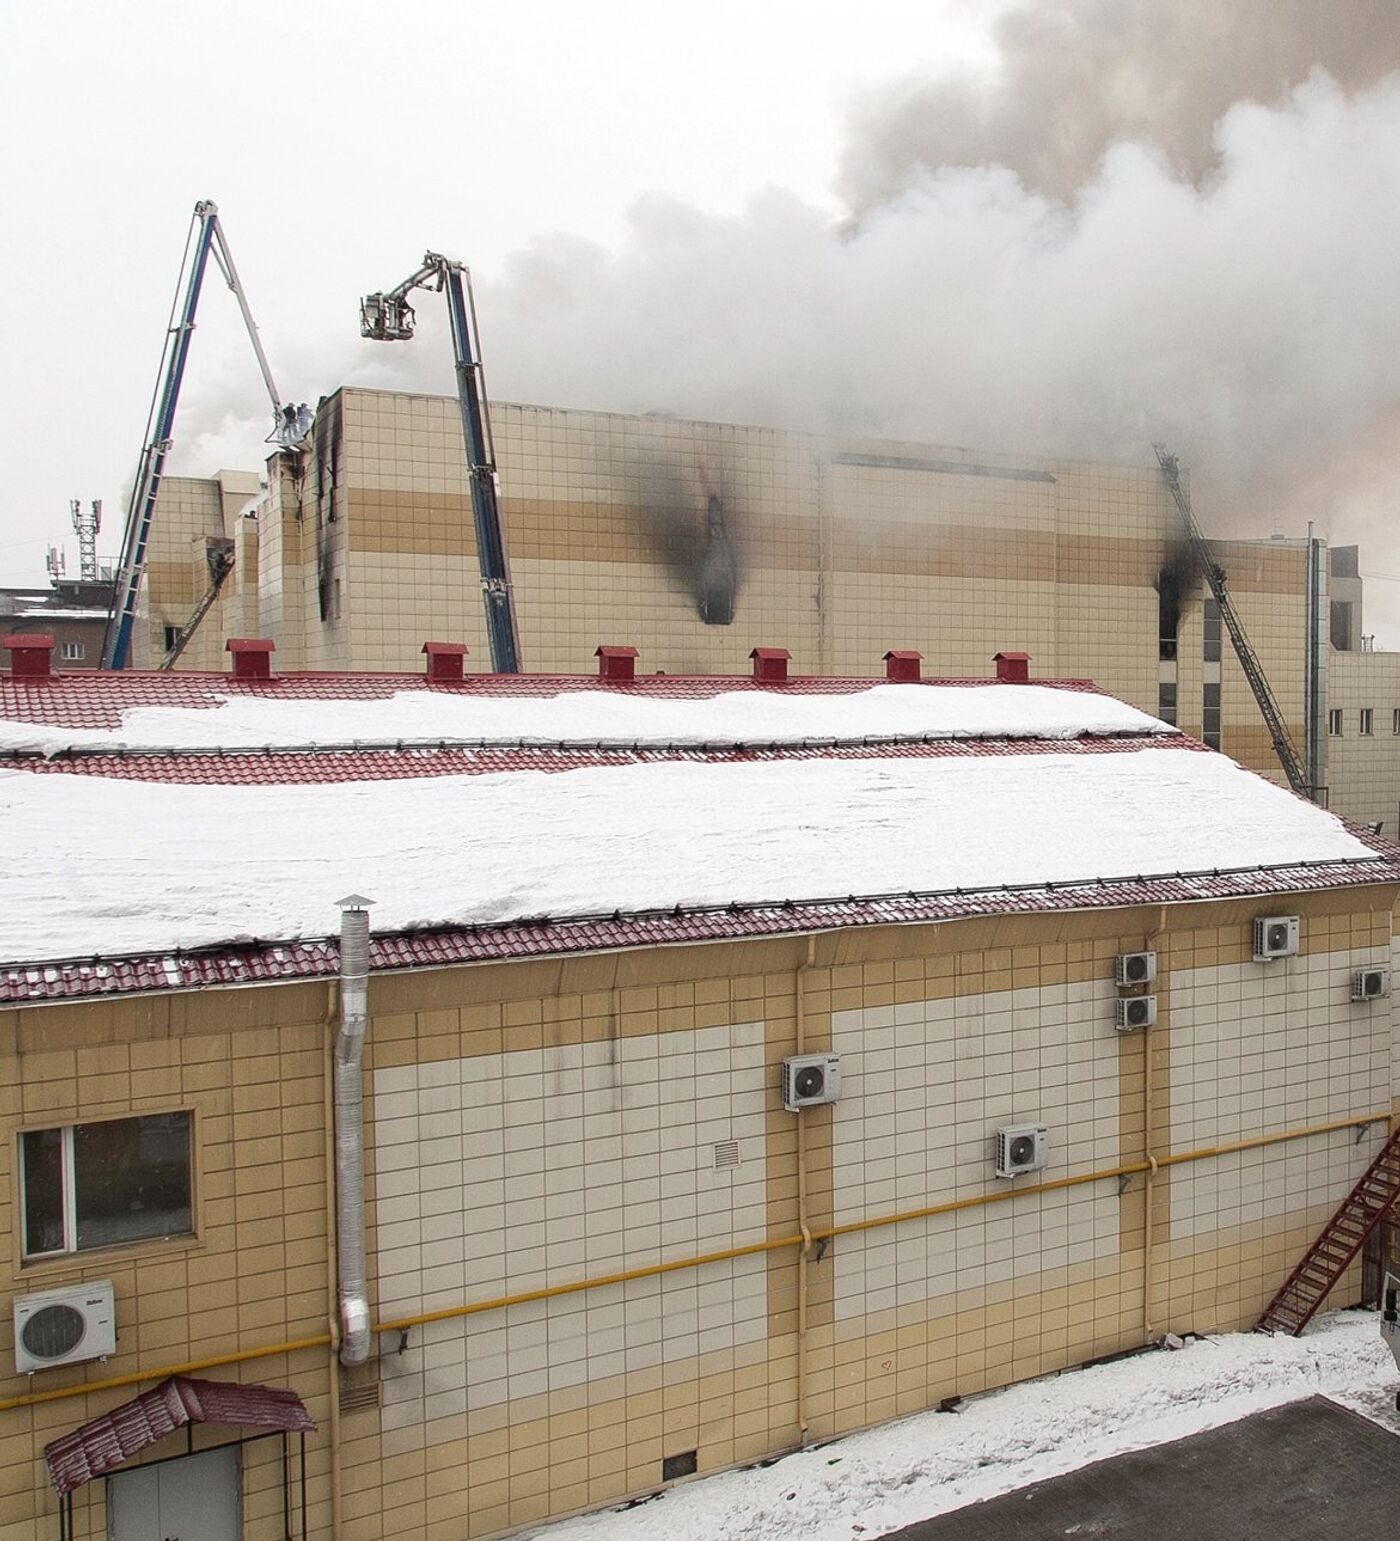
(360, 254), (521, 674)
(102, 204), (219, 670)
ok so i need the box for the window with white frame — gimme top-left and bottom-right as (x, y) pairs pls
(1328, 709), (1343, 736)
(1360, 708), (1374, 735)
(1392, 708), (1400, 735)
(59, 641), (84, 661)
(20, 1112), (193, 1258)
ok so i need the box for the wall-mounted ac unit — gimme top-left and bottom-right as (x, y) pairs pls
(1253, 916), (1299, 962)
(994, 1123), (1049, 1178)
(14, 1281), (116, 1374)
(1352, 967), (1391, 1002)
(1115, 995), (1158, 1031)
(781, 1053), (841, 1111)
(1115, 951), (1157, 986)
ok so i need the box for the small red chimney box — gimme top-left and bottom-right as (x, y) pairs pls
(596, 645), (639, 682)
(226, 637), (276, 680)
(422, 641), (468, 682)
(994, 650), (1031, 683)
(2, 633), (55, 680)
(750, 647), (791, 684)
(884, 650), (922, 683)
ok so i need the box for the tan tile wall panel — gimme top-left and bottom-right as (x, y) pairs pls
(2, 890), (1394, 1538)
(135, 477), (225, 670)
(0, 1007), (334, 1541)
(1324, 651), (1400, 830)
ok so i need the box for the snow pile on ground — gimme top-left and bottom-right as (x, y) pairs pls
(0, 745), (1375, 962)
(0, 684), (1173, 755)
(529, 1312), (1398, 1541)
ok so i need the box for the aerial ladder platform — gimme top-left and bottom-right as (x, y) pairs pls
(1154, 445), (1312, 799)
(1257, 1125), (1400, 1335)
(360, 254), (521, 673)
(102, 200), (305, 671)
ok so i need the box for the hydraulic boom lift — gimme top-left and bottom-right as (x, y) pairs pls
(1154, 444), (1311, 799)
(102, 200), (305, 670)
(360, 254), (521, 673)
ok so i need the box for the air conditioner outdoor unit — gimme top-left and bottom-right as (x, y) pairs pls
(1352, 967), (1391, 1002)
(995, 1123), (1049, 1178)
(1115, 995), (1158, 1031)
(781, 1053), (841, 1111)
(1115, 951), (1157, 986)
(1253, 916), (1299, 962)
(14, 1281), (116, 1374)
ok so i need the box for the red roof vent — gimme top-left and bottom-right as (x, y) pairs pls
(994, 650), (1031, 683)
(2, 633), (55, 680)
(884, 650), (922, 683)
(422, 641), (468, 682)
(226, 638), (276, 680)
(595, 645), (638, 682)
(750, 647), (791, 684)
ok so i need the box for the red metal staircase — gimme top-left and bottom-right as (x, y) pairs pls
(1257, 1123), (1400, 1335)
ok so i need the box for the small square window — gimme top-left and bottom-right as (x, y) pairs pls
(1328, 709), (1344, 737)
(1360, 709), (1374, 736)
(20, 1113), (193, 1258)
(59, 641), (84, 661)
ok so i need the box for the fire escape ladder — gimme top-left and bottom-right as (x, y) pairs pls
(1256, 1124), (1400, 1335)
(1153, 443), (1311, 799)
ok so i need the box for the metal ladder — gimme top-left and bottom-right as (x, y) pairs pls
(1153, 444), (1311, 799)
(1256, 1124), (1400, 1335)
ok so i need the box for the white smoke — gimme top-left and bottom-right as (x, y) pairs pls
(176, 52), (1400, 636)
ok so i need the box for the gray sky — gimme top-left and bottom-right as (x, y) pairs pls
(0, 0), (992, 579)
(4, 2), (1398, 639)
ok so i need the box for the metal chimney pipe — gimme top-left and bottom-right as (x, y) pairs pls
(334, 894), (374, 1365)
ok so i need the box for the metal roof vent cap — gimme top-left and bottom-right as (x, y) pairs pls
(750, 647), (791, 684)
(226, 638), (276, 680)
(422, 641), (468, 682)
(595, 645), (639, 682)
(884, 650), (922, 683)
(994, 650), (1031, 683)
(2, 633), (55, 680)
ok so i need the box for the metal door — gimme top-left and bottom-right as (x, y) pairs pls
(108, 1444), (241, 1541)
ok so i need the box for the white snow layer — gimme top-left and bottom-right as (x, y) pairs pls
(527, 1312), (1400, 1541)
(0, 684), (1172, 755)
(0, 744), (1374, 963)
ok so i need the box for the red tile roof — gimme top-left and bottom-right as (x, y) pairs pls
(5, 665), (1395, 1004)
(7, 733), (1205, 785)
(4, 851), (1396, 1006)
(45, 1375), (315, 1495)
(0, 667), (1106, 730)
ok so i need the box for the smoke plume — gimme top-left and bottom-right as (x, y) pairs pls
(177, 9), (1400, 637)
(838, 0), (1400, 208)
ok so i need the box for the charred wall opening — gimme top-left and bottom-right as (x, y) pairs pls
(639, 455), (743, 625)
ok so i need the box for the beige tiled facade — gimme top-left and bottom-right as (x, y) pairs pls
(1323, 651), (1400, 835)
(133, 471), (262, 671)
(142, 393), (1313, 785)
(2, 888), (1397, 1538)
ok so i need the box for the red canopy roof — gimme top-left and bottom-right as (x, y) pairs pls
(44, 1375), (315, 1495)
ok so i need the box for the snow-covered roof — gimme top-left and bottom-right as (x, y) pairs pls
(1, 666), (1395, 1002)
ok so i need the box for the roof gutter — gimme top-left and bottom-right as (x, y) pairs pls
(333, 894), (373, 1365)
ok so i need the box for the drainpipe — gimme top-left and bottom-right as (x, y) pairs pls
(1142, 906), (1167, 1341)
(334, 894), (374, 1366)
(1304, 527), (1327, 802)
(794, 934), (816, 1445)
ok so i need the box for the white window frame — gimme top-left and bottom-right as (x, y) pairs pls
(1360, 708), (1374, 736)
(1328, 709), (1343, 736)
(1392, 708), (1399, 736)
(19, 1112), (194, 1260)
(59, 640), (85, 661)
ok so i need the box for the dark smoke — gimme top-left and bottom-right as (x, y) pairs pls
(839, 0), (1400, 209)
(639, 451), (743, 625)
